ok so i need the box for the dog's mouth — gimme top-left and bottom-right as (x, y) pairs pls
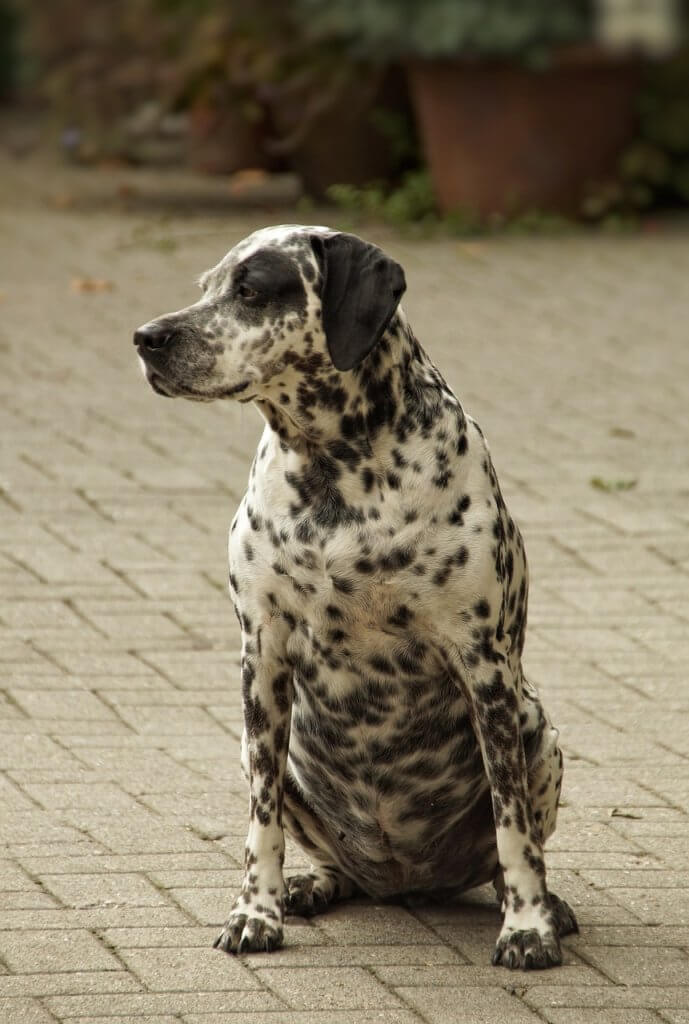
(148, 370), (176, 398)
(145, 367), (254, 403)
(220, 380), (252, 399)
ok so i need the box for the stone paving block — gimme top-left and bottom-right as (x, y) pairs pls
(0, 861), (40, 892)
(561, 769), (671, 809)
(0, 643), (63, 674)
(558, 718), (674, 764)
(0, 928), (120, 973)
(398, 984), (543, 1024)
(580, 945), (689, 986)
(0, 891), (58, 911)
(107, 687), (232, 706)
(547, 851), (659, 871)
(248, 942), (467, 968)
(607, 888), (689, 925)
(63, 1019), (179, 1024)
(181, 1013), (424, 1024)
(310, 902), (446, 948)
(139, 649), (241, 688)
(0, 600), (86, 630)
(6, 672), (156, 691)
(374, 962), (607, 988)
(9, 689), (122, 721)
(1, 813), (87, 848)
(26, 719), (132, 738)
(1, 906), (190, 931)
(0, 776), (38, 812)
(146, 869), (243, 891)
(45, 990), (286, 1018)
(581, 868), (689, 890)
(113, 704), (230, 736)
(570, 920), (689, 948)
(0, 735), (83, 772)
(0, 998), (59, 1024)
(121, 570), (223, 600)
(139, 790), (245, 822)
(166, 887), (234, 927)
(56, 808), (213, 854)
(85, 612), (191, 640)
(120, 945), (262, 991)
(542, 1011), (664, 1024)
(0, 970), (141, 997)
(38, 871), (171, 910)
(254, 966), (403, 1011)
(524, 986), (689, 1010)
(49, 652), (160, 675)
(22, 781), (142, 812)
(17, 852), (231, 876)
(100, 925), (217, 948)
(0, 696), (22, 722)
(546, 822), (644, 854)
(73, 748), (212, 795)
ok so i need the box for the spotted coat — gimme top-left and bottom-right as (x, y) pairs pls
(134, 225), (578, 970)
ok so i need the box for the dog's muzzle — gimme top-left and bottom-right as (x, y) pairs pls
(133, 322), (174, 354)
(133, 323), (177, 396)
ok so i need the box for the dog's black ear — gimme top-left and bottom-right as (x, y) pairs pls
(312, 232), (406, 372)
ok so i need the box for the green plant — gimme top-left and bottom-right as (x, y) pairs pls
(328, 171), (441, 230)
(327, 170), (576, 235)
(295, 0), (594, 64)
(582, 42), (689, 219)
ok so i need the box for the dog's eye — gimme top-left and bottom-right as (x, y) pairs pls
(237, 283), (258, 300)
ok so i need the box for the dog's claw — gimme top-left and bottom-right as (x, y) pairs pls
(214, 912), (283, 956)
(493, 927), (562, 970)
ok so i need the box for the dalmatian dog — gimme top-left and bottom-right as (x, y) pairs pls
(134, 225), (577, 970)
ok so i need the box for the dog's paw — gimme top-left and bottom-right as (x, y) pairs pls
(213, 907), (283, 955)
(548, 892), (579, 937)
(285, 873), (331, 917)
(492, 927), (562, 970)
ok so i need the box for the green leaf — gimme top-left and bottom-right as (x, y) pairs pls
(590, 477), (638, 492)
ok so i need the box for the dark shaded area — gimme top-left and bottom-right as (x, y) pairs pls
(3, 1), (689, 223)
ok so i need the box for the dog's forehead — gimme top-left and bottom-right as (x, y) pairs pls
(213, 224), (332, 278)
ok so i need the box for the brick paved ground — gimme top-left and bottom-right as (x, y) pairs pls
(1, 152), (689, 1024)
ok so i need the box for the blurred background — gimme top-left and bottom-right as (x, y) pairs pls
(2, 0), (689, 229)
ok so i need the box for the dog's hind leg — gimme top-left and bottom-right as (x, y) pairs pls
(282, 773), (359, 916)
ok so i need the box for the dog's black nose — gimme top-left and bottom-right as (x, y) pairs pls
(133, 324), (174, 352)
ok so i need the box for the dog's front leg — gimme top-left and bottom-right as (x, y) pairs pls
(464, 654), (562, 970)
(214, 622), (292, 954)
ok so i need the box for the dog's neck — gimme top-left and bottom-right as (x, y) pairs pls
(253, 310), (463, 461)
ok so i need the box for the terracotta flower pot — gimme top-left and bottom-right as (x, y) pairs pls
(407, 52), (643, 215)
(264, 68), (410, 198)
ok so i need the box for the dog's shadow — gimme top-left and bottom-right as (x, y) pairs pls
(285, 884), (501, 960)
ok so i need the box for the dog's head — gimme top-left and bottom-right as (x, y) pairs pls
(133, 226), (406, 404)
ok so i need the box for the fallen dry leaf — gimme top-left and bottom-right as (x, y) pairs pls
(116, 182), (139, 200)
(51, 192), (76, 209)
(228, 168), (270, 196)
(70, 277), (115, 294)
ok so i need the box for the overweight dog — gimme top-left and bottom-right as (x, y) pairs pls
(134, 225), (577, 970)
